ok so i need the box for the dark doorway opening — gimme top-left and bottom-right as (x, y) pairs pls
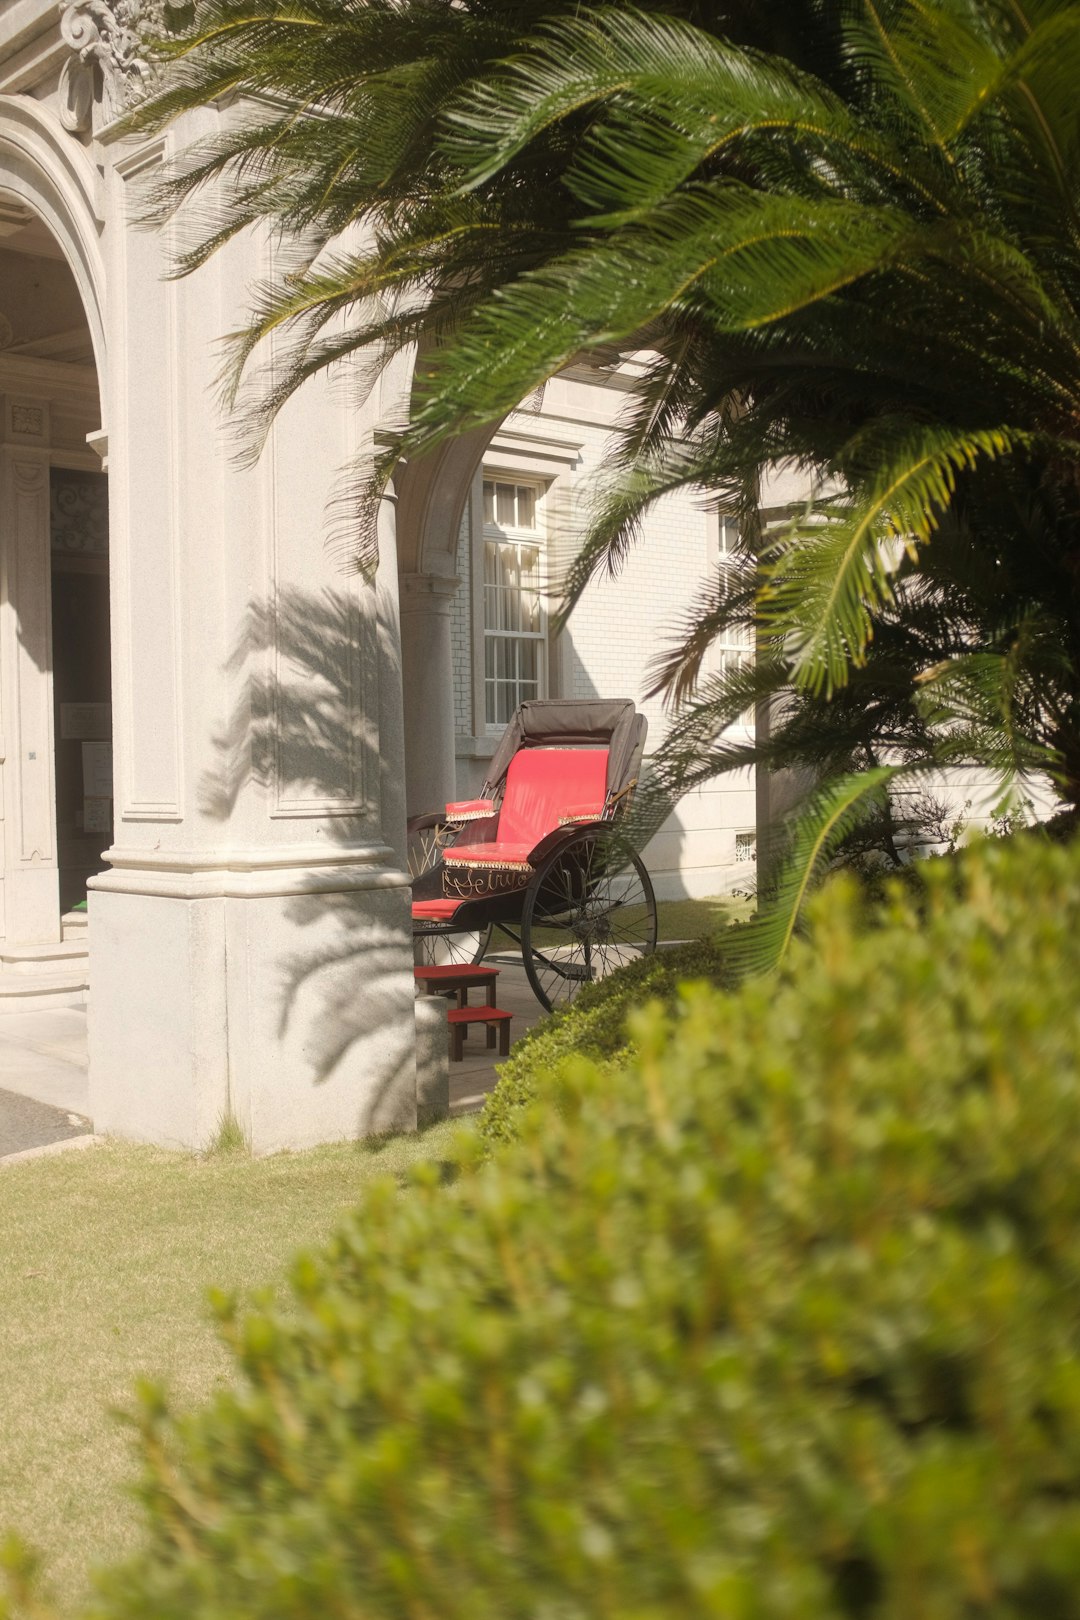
(49, 467), (112, 915)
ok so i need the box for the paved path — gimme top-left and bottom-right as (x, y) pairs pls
(0, 961), (543, 1156)
(444, 954), (545, 1114)
(0, 1085), (92, 1158)
(0, 1007), (89, 1114)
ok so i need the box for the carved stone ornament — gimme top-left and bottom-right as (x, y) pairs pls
(58, 0), (165, 134)
(11, 405), (46, 438)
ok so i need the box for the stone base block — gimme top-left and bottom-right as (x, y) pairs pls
(414, 995), (449, 1127)
(87, 869), (417, 1153)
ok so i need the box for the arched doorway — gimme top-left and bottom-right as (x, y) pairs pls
(0, 179), (107, 1000)
(0, 98), (107, 997)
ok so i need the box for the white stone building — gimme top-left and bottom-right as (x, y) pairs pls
(0, 0), (775, 1150)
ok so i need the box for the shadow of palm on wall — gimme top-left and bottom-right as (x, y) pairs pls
(198, 585), (418, 1128)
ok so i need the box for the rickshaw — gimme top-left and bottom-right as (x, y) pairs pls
(409, 699), (658, 1011)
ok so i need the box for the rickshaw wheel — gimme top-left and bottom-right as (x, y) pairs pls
(521, 827), (657, 1013)
(413, 923), (493, 970)
(408, 819), (492, 967)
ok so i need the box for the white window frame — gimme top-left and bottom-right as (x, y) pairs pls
(480, 475), (547, 731)
(734, 829), (757, 865)
(714, 513), (755, 730)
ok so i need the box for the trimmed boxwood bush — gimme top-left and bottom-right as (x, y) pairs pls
(55, 836), (1080, 1618)
(480, 937), (734, 1146)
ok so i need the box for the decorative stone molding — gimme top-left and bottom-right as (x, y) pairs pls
(400, 572), (461, 618)
(58, 1), (164, 134)
(4, 399), (49, 443)
(11, 404), (45, 438)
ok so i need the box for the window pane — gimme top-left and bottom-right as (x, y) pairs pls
(496, 483), (516, 526)
(519, 641), (539, 684)
(481, 485), (544, 726)
(516, 485), (535, 528)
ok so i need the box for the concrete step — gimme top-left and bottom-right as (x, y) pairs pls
(0, 939), (89, 971)
(0, 967), (87, 1011)
(61, 910), (88, 941)
(0, 922), (90, 1012)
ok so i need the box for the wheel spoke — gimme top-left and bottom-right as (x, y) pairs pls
(522, 830), (657, 1011)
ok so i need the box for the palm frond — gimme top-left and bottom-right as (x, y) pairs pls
(724, 764), (900, 978)
(760, 423), (1029, 695)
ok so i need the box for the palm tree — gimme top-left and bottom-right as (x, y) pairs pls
(129, 0), (1080, 965)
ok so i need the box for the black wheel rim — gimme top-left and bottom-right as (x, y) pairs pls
(522, 830), (657, 1012)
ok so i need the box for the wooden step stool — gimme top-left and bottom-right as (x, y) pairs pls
(446, 1005), (513, 1061)
(413, 964), (500, 1008)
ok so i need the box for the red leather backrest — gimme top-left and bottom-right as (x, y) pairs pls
(498, 747), (609, 846)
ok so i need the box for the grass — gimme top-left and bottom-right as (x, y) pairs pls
(655, 893), (753, 940)
(0, 1123), (469, 1613)
(504, 893), (753, 954)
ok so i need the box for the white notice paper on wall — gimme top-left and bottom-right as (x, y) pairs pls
(81, 740), (113, 799)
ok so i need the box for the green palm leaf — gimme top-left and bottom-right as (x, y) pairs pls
(725, 765), (901, 979)
(760, 424), (1030, 696)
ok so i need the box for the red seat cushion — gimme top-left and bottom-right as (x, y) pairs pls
(500, 748), (608, 843)
(442, 840), (534, 869)
(411, 898), (466, 920)
(445, 798), (495, 821)
(445, 747), (608, 865)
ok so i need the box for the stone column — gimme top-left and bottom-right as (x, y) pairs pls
(0, 396), (61, 945)
(400, 572), (460, 817)
(374, 482), (409, 868)
(87, 133), (416, 1153)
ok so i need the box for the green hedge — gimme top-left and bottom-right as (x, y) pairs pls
(54, 836), (1080, 1618)
(479, 937), (733, 1146)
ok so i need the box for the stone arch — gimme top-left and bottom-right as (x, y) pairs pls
(0, 95), (109, 957)
(394, 424), (498, 579)
(0, 95), (108, 405)
(393, 416), (509, 818)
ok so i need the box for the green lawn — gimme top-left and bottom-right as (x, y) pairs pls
(518, 893), (752, 956)
(655, 893), (752, 940)
(0, 1124), (469, 1613)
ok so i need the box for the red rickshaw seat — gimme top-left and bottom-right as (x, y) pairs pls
(441, 748), (608, 871)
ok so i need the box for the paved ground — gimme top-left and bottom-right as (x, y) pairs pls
(0, 961), (544, 1157)
(0, 1007), (89, 1112)
(444, 953), (545, 1114)
(0, 1008), (92, 1159)
(0, 1086), (92, 1158)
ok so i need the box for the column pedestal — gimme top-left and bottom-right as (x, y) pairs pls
(89, 848), (414, 1153)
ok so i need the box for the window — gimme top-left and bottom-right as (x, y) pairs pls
(735, 831), (757, 864)
(718, 514), (740, 566)
(483, 478), (545, 727)
(716, 514), (754, 726)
